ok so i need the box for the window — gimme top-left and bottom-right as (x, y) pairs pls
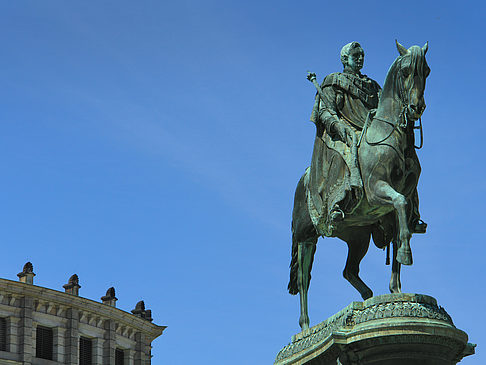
(0, 317), (6, 351)
(79, 337), (92, 365)
(36, 326), (53, 360)
(115, 348), (124, 365)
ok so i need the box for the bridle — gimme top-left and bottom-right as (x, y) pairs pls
(358, 55), (425, 150)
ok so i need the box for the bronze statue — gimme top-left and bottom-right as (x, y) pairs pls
(288, 41), (430, 330)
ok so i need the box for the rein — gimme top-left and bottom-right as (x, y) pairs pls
(358, 55), (425, 149)
(397, 53), (425, 150)
(362, 106), (406, 147)
(360, 109), (423, 150)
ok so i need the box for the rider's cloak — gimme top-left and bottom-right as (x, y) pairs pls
(307, 70), (381, 236)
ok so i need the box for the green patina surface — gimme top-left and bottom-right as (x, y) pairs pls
(288, 41), (431, 331)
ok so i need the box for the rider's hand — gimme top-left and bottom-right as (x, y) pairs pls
(334, 122), (354, 147)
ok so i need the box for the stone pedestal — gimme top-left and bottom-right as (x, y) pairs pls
(275, 294), (475, 365)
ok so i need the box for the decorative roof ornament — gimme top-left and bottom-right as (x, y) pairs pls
(17, 262), (36, 284)
(63, 274), (81, 295)
(101, 287), (118, 307)
(131, 300), (153, 322)
(22, 262), (34, 273)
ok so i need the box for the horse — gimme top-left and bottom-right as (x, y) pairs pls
(288, 41), (430, 330)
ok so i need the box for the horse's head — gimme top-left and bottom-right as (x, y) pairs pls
(394, 41), (430, 121)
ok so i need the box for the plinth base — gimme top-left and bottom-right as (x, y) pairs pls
(275, 294), (475, 365)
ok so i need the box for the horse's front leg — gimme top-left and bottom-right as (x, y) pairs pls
(373, 180), (412, 265)
(297, 240), (317, 330)
(389, 240), (402, 293)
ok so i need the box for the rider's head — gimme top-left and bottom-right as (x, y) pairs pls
(341, 42), (364, 73)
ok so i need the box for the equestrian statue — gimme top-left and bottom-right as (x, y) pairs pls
(288, 41), (430, 330)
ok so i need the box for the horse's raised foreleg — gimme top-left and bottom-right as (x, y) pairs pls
(340, 228), (373, 300)
(389, 240), (402, 293)
(297, 239), (317, 330)
(373, 181), (412, 265)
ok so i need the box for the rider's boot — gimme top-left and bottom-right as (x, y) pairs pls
(412, 219), (427, 234)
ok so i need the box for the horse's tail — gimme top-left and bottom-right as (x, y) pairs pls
(288, 223), (300, 295)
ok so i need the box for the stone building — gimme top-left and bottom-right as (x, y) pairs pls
(0, 263), (166, 365)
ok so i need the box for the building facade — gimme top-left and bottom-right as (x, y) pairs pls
(0, 263), (165, 365)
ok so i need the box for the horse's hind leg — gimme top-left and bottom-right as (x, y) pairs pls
(372, 181), (412, 265)
(297, 238), (317, 330)
(288, 172), (318, 330)
(340, 228), (373, 300)
(389, 240), (402, 293)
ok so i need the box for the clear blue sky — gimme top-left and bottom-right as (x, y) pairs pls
(0, 1), (484, 364)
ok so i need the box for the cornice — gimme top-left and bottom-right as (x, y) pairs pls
(0, 278), (165, 342)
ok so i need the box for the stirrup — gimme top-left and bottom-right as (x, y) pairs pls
(330, 207), (345, 222)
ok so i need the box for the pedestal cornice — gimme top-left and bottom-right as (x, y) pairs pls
(275, 293), (475, 365)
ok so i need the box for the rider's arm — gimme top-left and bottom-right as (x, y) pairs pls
(317, 84), (347, 143)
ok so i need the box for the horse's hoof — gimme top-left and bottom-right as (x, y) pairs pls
(396, 249), (413, 265)
(362, 289), (373, 300)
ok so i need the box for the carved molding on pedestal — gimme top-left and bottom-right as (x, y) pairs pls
(275, 294), (475, 365)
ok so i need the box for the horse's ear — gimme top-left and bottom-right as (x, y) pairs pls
(422, 41), (428, 55)
(395, 40), (408, 56)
